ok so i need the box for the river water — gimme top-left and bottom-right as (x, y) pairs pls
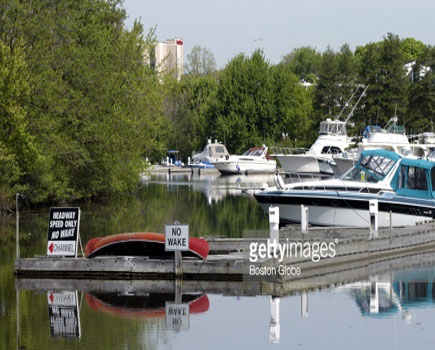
(1, 173), (435, 349)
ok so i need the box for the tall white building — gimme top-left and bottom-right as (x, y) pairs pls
(150, 38), (184, 81)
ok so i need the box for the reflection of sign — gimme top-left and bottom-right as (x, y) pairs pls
(47, 291), (81, 338)
(165, 224), (189, 251)
(165, 303), (189, 330)
(47, 207), (80, 257)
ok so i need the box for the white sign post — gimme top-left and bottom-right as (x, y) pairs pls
(165, 224), (189, 277)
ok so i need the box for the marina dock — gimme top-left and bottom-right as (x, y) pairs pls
(15, 222), (435, 286)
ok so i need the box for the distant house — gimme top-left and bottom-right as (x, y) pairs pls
(145, 38), (184, 81)
(404, 61), (431, 82)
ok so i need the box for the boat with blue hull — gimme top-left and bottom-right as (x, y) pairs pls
(255, 149), (435, 227)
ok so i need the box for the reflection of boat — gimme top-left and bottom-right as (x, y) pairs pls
(212, 146), (276, 174)
(86, 292), (209, 319)
(348, 266), (435, 320)
(255, 149), (435, 227)
(85, 232), (209, 259)
(190, 139), (229, 169)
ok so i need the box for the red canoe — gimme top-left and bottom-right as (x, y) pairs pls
(84, 232), (209, 259)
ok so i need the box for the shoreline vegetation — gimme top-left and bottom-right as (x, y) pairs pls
(1, 0), (434, 210)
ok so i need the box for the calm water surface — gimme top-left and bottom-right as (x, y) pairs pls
(1, 173), (435, 349)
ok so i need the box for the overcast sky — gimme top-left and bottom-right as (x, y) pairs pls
(123, 0), (435, 68)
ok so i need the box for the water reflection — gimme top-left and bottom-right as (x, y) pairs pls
(86, 292), (209, 321)
(347, 266), (435, 322)
(143, 173), (274, 205)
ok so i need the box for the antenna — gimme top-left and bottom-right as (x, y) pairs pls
(336, 85), (360, 121)
(342, 85), (369, 125)
(335, 84), (369, 136)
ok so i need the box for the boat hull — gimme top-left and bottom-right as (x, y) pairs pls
(277, 155), (333, 174)
(255, 192), (435, 227)
(213, 160), (276, 174)
(85, 232), (210, 259)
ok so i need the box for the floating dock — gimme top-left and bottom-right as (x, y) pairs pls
(148, 166), (220, 175)
(15, 222), (435, 285)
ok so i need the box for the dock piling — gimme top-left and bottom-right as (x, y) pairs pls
(301, 205), (309, 233)
(369, 199), (378, 238)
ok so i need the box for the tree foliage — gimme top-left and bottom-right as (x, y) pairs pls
(0, 0), (166, 206)
(185, 45), (217, 75)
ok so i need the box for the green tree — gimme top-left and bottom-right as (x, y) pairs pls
(281, 46), (321, 83)
(407, 46), (435, 132)
(401, 37), (427, 62)
(0, 0), (166, 205)
(185, 45), (217, 75)
(0, 40), (39, 209)
(163, 74), (218, 158)
(209, 50), (313, 152)
(356, 33), (409, 129)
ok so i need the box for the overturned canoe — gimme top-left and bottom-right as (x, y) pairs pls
(84, 232), (209, 259)
(85, 292), (210, 319)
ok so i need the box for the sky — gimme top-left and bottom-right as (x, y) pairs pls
(123, 0), (435, 69)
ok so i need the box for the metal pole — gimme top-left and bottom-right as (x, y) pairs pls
(16, 193), (19, 259)
(390, 210), (393, 243)
(175, 251), (182, 277)
(175, 278), (182, 304)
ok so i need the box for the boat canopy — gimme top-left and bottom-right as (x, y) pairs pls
(390, 157), (435, 199)
(343, 149), (401, 183)
(206, 144), (229, 158)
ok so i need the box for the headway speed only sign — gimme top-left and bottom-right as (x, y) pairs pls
(47, 207), (80, 257)
(165, 224), (189, 251)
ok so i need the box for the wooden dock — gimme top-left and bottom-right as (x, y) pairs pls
(147, 165), (220, 176)
(15, 247), (435, 297)
(14, 222), (435, 284)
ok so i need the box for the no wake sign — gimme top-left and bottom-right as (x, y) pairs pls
(47, 207), (81, 257)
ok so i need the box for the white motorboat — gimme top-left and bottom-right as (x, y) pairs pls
(190, 139), (229, 169)
(274, 118), (352, 174)
(273, 86), (367, 175)
(212, 146), (276, 174)
(333, 117), (435, 176)
(255, 149), (435, 227)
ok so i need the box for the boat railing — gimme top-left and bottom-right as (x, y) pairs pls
(269, 147), (308, 156)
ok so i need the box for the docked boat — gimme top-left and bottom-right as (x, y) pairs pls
(85, 232), (209, 259)
(254, 149), (435, 227)
(273, 118), (352, 175)
(272, 86), (367, 175)
(189, 139), (229, 169)
(212, 146), (276, 175)
(333, 118), (435, 176)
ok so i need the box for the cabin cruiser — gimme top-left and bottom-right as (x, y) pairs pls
(272, 86), (367, 175)
(190, 139), (229, 169)
(255, 149), (435, 227)
(333, 118), (435, 176)
(273, 118), (352, 175)
(212, 146), (276, 174)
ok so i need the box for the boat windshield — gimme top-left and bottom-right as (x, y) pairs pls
(242, 148), (265, 157)
(319, 120), (347, 136)
(343, 154), (397, 183)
